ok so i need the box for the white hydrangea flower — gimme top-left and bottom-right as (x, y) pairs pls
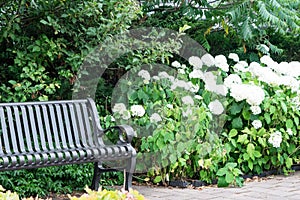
(208, 99), (224, 115)
(201, 53), (215, 67)
(194, 95), (203, 100)
(171, 61), (181, 68)
(233, 61), (248, 72)
(286, 128), (293, 136)
(260, 55), (275, 67)
(280, 76), (299, 92)
(215, 55), (229, 72)
(138, 70), (151, 84)
(245, 85), (265, 106)
(229, 84), (265, 106)
(150, 113), (162, 123)
(166, 104), (173, 109)
(178, 68), (185, 74)
(250, 106), (261, 115)
(130, 105), (145, 117)
(171, 79), (189, 91)
(291, 96), (300, 111)
(112, 103), (127, 114)
(153, 75), (160, 81)
(187, 82), (199, 93)
(268, 131), (282, 148)
(189, 56), (203, 69)
(252, 120), (262, 129)
(228, 53), (239, 62)
(230, 84), (247, 102)
(182, 107), (193, 117)
(182, 95), (194, 105)
(224, 74), (242, 89)
(158, 71), (170, 79)
(203, 72), (217, 84)
(158, 71), (175, 82)
(203, 72), (228, 96)
(189, 69), (204, 79)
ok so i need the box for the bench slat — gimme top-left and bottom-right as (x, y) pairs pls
(82, 103), (95, 146)
(7, 107), (19, 154)
(20, 106), (34, 152)
(55, 104), (68, 149)
(49, 104), (61, 149)
(13, 106), (26, 153)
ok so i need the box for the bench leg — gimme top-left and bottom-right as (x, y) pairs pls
(91, 162), (102, 190)
(125, 155), (136, 191)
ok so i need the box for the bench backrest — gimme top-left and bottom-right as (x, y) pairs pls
(0, 98), (102, 155)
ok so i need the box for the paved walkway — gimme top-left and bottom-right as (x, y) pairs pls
(133, 171), (300, 200)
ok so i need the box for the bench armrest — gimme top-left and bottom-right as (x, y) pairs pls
(103, 125), (136, 144)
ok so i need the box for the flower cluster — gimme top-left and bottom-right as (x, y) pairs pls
(268, 131), (282, 148)
(112, 103), (131, 120)
(229, 84), (265, 106)
(150, 113), (162, 123)
(252, 120), (262, 129)
(208, 99), (224, 115)
(112, 103), (146, 119)
(138, 70), (151, 84)
(130, 105), (145, 117)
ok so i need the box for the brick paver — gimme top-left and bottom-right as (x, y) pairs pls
(134, 171), (300, 200)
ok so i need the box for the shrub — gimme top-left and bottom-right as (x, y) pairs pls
(103, 51), (300, 187)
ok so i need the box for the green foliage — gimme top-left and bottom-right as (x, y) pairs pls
(0, 0), (141, 102)
(138, 0), (300, 61)
(216, 162), (243, 187)
(0, 164), (124, 198)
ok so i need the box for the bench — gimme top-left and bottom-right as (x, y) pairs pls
(0, 98), (136, 190)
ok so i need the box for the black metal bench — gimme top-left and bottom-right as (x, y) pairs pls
(0, 98), (136, 190)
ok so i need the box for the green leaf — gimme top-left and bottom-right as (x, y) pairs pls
(177, 142), (186, 154)
(216, 168), (227, 176)
(247, 143), (255, 160)
(232, 117), (243, 129)
(217, 177), (229, 187)
(32, 46), (41, 52)
(253, 151), (262, 158)
(243, 153), (250, 160)
(248, 160), (253, 170)
(242, 108), (251, 120)
(270, 106), (276, 114)
(286, 119), (294, 129)
(280, 101), (287, 113)
(226, 162), (237, 169)
(258, 137), (267, 147)
(153, 176), (162, 183)
(169, 154), (177, 164)
(264, 113), (271, 124)
(287, 144), (296, 154)
(293, 116), (299, 126)
(233, 168), (243, 176)
(230, 103), (243, 115)
(225, 173), (235, 184)
(229, 129), (238, 138)
(285, 157), (293, 168)
(237, 134), (248, 144)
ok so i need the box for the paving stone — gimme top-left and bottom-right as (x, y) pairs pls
(134, 171), (300, 200)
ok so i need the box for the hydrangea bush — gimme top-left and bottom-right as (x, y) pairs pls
(102, 52), (300, 187)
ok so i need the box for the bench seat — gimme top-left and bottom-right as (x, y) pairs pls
(0, 98), (136, 190)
